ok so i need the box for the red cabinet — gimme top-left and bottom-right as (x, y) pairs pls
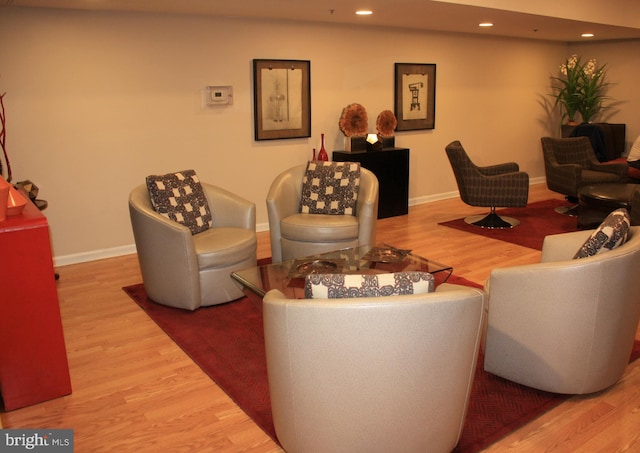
(0, 200), (71, 410)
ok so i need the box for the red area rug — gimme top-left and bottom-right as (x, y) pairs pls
(123, 277), (640, 452)
(438, 199), (578, 250)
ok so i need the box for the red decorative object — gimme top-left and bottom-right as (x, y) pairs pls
(317, 133), (328, 161)
(7, 185), (27, 216)
(312, 148), (316, 161)
(0, 176), (9, 221)
(0, 200), (72, 410)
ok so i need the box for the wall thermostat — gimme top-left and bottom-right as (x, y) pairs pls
(206, 86), (233, 106)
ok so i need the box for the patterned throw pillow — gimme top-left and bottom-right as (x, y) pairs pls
(300, 161), (361, 215)
(574, 208), (630, 259)
(305, 271), (434, 299)
(146, 169), (213, 235)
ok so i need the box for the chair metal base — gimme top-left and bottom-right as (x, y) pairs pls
(555, 196), (580, 216)
(464, 212), (519, 229)
(554, 204), (580, 216)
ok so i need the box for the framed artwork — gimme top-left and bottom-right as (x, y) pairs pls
(253, 59), (311, 141)
(394, 63), (436, 131)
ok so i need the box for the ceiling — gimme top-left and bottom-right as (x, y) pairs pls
(4, 0), (640, 43)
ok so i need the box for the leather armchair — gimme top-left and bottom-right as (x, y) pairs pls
(445, 140), (529, 228)
(484, 226), (640, 394)
(263, 283), (485, 453)
(266, 164), (378, 262)
(541, 137), (628, 208)
(129, 183), (257, 310)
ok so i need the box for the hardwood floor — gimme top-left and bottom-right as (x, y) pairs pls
(2, 183), (640, 452)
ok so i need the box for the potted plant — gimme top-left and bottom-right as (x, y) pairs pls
(551, 54), (610, 125)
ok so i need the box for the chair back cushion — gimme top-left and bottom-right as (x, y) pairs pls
(305, 271), (434, 298)
(146, 169), (212, 234)
(300, 161), (361, 215)
(547, 136), (595, 166)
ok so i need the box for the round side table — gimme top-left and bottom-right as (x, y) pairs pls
(577, 183), (638, 229)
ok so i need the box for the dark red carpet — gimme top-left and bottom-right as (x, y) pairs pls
(123, 277), (640, 452)
(438, 199), (579, 250)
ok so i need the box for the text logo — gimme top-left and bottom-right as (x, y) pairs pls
(1, 430), (73, 452)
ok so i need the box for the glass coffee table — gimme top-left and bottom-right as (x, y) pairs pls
(231, 244), (453, 301)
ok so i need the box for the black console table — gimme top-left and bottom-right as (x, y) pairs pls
(333, 147), (409, 219)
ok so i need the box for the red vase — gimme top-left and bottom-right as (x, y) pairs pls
(312, 148), (316, 160)
(317, 133), (328, 161)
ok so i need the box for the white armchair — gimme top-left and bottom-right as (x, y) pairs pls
(129, 182), (257, 310)
(263, 283), (485, 453)
(484, 226), (640, 394)
(266, 163), (378, 262)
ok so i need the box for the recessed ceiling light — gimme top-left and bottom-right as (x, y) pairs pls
(479, 22), (494, 27)
(581, 33), (595, 38)
(356, 10), (373, 16)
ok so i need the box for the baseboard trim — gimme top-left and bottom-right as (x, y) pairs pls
(55, 177), (548, 266)
(54, 244), (137, 267)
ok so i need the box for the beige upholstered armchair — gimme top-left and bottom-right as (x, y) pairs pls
(266, 163), (378, 262)
(445, 140), (529, 228)
(263, 283), (485, 453)
(129, 182), (257, 310)
(484, 225), (640, 394)
(541, 136), (628, 213)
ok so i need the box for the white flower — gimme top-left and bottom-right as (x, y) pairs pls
(583, 59), (597, 78)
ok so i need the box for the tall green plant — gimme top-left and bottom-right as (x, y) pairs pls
(551, 54), (582, 123)
(578, 58), (609, 123)
(551, 54), (610, 124)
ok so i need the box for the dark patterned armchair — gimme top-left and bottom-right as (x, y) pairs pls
(541, 137), (628, 214)
(445, 140), (529, 228)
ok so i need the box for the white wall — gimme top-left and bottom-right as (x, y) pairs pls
(0, 7), (637, 264)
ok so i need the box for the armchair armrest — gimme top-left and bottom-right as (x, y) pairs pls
(545, 163), (582, 196)
(588, 161), (628, 180)
(266, 166), (305, 221)
(355, 168), (379, 246)
(477, 162), (519, 176)
(266, 165), (306, 262)
(203, 183), (255, 230)
(475, 171), (529, 207)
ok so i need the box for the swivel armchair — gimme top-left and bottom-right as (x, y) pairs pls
(484, 226), (640, 394)
(263, 283), (485, 453)
(541, 136), (628, 214)
(445, 140), (529, 228)
(266, 162), (378, 262)
(129, 181), (257, 310)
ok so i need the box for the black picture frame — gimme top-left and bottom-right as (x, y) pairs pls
(253, 59), (311, 141)
(394, 63), (436, 131)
